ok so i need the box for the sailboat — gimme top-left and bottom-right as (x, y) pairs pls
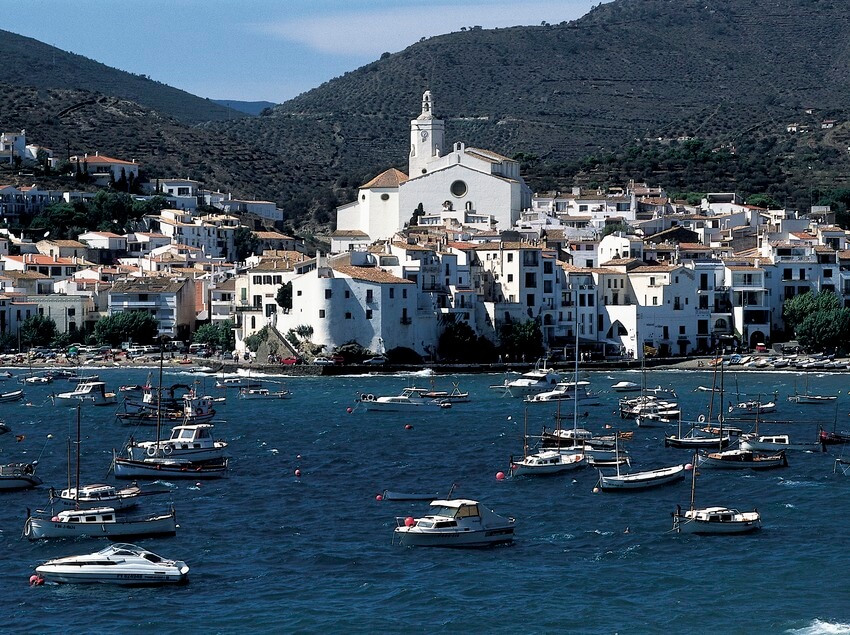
(665, 362), (731, 449)
(113, 345), (229, 480)
(787, 371), (837, 404)
(672, 453), (762, 534)
(509, 409), (584, 477)
(738, 404), (824, 452)
(24, 405), (177, 540)
(597, 434), (686, 491)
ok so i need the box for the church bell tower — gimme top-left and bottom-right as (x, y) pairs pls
(409, 90), (445, 177)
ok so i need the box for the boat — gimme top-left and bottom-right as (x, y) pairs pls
(239, 387), (292, 399)
(392, 499), (515, 547)
(0, 461), (42, 490)
(666, 368), (731, 448)
(33, 543), (189, 585)
(24, 505), (177, 540)
(819, 427), (850, 445)
(0, 389), (24, 403)
(22, 375), (51, 385)
(421, 382), (470, 403)
(698, 448), (788, 470)
(126, 423), (228, 462)
(381, 490), (442, 501)
(510, 449), (584, 476)
(215, 376), (264, 390)
(597, 462), (686, 491)
(357, 387), (451, 411)
(672, 453), (761, 534)
(739, 434), (824, 453)
(489, 358), (560, 398)
(524, 380), (600, 405)
(621, 395), (680, 420)
(611, 380), (640, 392)
(49, 482), (164, 511)
(113, 451), (229, 479)
(55, 381), (117, 406)
(117, 392), (216, 425)
(787, 373), (836, 404)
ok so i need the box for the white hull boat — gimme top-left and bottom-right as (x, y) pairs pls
(358, 388), (451, 411)
(55, 381), (117, 406)
(127, 423), (228, 462)
(0, 389), (24, 403)
(672, 505), (761, 534)
(525, 381), (600, 405)
(215, 377), (263, 390)
(112, 451), (229, 479)
(50, 483), (160, 511)
(34, 543), (189, 585)
(698, 449), (788, 470)
(611, 380), (640, 392)
(0, 462), (42, 490)
(24, 506), (177, 540)
(393, 499), (515, 547)
(509, 450), (584, 477)
(787, 393), (836, 404)
(239, 387), (291, 399)
(727, 400), (776, 417)
(598, 463), (686, 490)
(489, 360), (560, 398)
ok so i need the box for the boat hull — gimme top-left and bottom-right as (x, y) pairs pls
(673, 508), (761, 534)
(113, 455), (228, 479)
(599, 465), (685, 490)
(25, 512), (177, 540)
(393, 526), (515, 547)
(35, 565), (188, 586)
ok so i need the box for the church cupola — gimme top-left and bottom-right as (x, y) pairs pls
(409, 90), (445, 178)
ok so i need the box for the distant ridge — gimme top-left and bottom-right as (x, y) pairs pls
(213, 100), (277, 116)
(0, 29), (246, 124)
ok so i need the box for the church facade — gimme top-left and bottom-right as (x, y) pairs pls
(334, 91), (532, 244)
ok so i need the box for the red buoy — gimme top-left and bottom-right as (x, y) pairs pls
(405, 424), (413, 430)
(346, 407), (353, 414)
(375, 494), (383, 501)
(496, 471), (506, 480)
(404, 516), (415, 527)
(294, 469), (302, 478)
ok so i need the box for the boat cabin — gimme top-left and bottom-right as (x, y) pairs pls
(56, 508), (116, 523)
(167, 424), (215, 448)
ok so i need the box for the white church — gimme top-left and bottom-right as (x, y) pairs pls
(333, 92), (532, 245)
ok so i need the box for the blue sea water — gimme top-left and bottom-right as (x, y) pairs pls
(4, 365), (850, 634)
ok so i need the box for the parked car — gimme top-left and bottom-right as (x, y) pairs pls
(312, 357), (334, 366)
(362, 356), (387, 365)
(282, 356), (302, 366)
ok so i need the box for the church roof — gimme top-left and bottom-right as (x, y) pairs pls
(465, 147), (513, 163)
(361, 168), (409, 189)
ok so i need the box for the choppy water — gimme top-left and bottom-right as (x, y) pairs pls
(4, 366), (850, 634)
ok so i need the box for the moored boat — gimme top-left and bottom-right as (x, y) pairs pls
(239, 387), (291, 399)
(0, 461), (41, 490)
(34, 543), (189, 585)
(392, 499), (515, 547)
(739, 434), (824, 453)
(126, 423), (228, 462)
(24, 505), (177, 540)
(49, 482), (163, 511)
(509, 449), (585, 477)
(698, 448), (788, 470)
(0, 389), (24, 403)
(672, 504), (762, 534)
(598, 463), (686, 491)
(55, 381), (117, 406)
(357, 387), (451, 411)
(489, 359), (560, 398)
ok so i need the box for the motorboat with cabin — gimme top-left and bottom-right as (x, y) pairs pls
(738, 434), (824, 453)
(49, 482), (162, 511)
(357, 387), (451, 412)
(524, 380), (600, 405)
(698, 448), (788, 470)
(489, 359), (560, 398)
(126, 423), (228, 462)
(55, 381), (117, 406)
(0, 461), (41, 490)
(672, 505), (762, 534)
(239, 387), (292, 399)
(392, 499), (515, 547)
(33, 543), (189, 585)
(509, 449), (585, 477)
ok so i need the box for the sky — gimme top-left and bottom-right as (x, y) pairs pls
(4, 0), (603, 104)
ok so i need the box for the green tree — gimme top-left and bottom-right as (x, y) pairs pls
(438, 321), (482, 362)
(193, 320), (235, 350)
(276, 282), (292, 309)
(783, 291), (840, 334)
(600, 222), (631, 238)
(233, 227), (260, 262)
(20, 314), (57, 348)
(93, 311), (159, 347)
(498, 319), (544, 361)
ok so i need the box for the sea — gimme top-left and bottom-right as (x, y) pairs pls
(4, 364), (850, 634)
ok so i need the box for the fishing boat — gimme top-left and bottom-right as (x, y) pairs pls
(739, 434), (824, 453)
(117, 392), (216, 425)
(665, 368), (731, 448)
(727, 399), (777, 417)
(0, 461), (41, 490)
(357, 387), (451, 411)
(489, 358), (560, 398)
(392, 499), (515, 547)
(33, 543), (189, 585)
(126, 423), (228, 462)
(0, 389), (24, 403)
(611, 380), (640, 392)
(215, 376), (264, 390)
(698, 448), (788, 470)
(239, 387), (291, 399)
(49, 482), (163, 511)
(672, 453), (761, 534)
(421, 383), (470, 403)
(597, 462), (686, 491)
(24, 505), (177, 540)
(55, 381), (117, 406)
(787, 373), (836, 404)
(510, 449), (584, 476)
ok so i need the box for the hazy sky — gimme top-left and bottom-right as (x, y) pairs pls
(5, 0), (603, 104)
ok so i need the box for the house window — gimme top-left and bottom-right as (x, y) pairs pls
(139, 294), (148, 301)
(345, 290), (350, 298)
(253, 276), (262, 284)
(345, 312), (352, 319)
(325, 289), (332, 299)
(319, 310), (325, 318)
(366, 309), (372, 319)
(526, 293), (535, 307)
(273, 276), (282, 284)
(450, 180), (468, 197)
(525, 273), (537, 288)
(507, 253), (514, 263)
(652, 297), (658, 305)
(389, 288), (395, 299)
(68, 308), (75, 316)
(296, 290), (302, 296)
(507, 274), (513, 282)
(402, 288), (407, 299)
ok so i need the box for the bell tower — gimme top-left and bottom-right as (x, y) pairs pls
(409, 90), (445, 178)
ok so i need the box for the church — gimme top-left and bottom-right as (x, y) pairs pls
(333, 92), (532, 244)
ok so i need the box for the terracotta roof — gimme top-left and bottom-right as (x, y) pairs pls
(69, 154), (136, 165)
(726, 265), (763, 271)
(253, 231), (293, 240)
(600, 257), (641, 266)
(41, 239), (87, 248)
(333, 265), (414, 284)
(110, 278), (187, 294)
(360, 168), (408, 189)
(0, 270), (50, 280)
(330, 229), (369, 237)
(678, 242), (710, 250)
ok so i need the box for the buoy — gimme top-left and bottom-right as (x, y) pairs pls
(346, 407), (353, 414)
(404, 516), (415, 527)
(593, 487), (600, 493)
(375, 494), (383, 501)
(29, 574), (43, 586)
(294, 469), (301, 478)
(46, 434), (53, 439)
(296, 454), (302, 460)
(195, 482), (201, 487)
(507, 416), (512, 421)
(405, 424), (413, 430)
(685, 463), (694, 471)
(495, 471), (506, 480)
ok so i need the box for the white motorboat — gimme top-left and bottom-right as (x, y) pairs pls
(738, 434), (824, 453)
(727, 399), (776, 417)
(525, 380), (600, 405)
(393, 499), (515, 547)
(239, 387), (291, 399)
(509, 449), (584, 477)
(0, 389), (24, 403)
(0, 461), (42, 490)
(24, 506), (177, 540)
(698, 448), (788, 470)
(55, 381), (117, 406)
(357, 387), (451, 412)
(215, 376), (264, 390)
(127, 423), (228, 462)
(611, 380), (640, 392)
(50, 482), (161, 511)
(489, 359), (560, 398)
(598, 463), (686, 491)
(34, 543), (189, 585)
(672, 505), (762, 534)
(619, 394), (680, 419)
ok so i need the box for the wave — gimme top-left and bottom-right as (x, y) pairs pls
(787, 619), (850, 634)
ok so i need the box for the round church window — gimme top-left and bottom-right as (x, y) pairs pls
(380, 193), (390, 201)
(450, 180), (468, 197)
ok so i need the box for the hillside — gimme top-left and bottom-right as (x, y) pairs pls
(0, 29), (245, 124)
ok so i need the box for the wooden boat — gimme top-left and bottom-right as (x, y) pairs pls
(49, 482), (165, 511)
(739, 434), (824, 453)
(0, 462), (42, 490)
(113, 451), (229, 479)
(34, 543), (189, 585)
(421, 383), (470, 403)
(55, 381), (117, 406)
(597, 435), (685, 491)
(698, 448), (788, 470)
(239, 387), (291, 399)
(0, 389), (24, 403)
(24, 506), (177, 540)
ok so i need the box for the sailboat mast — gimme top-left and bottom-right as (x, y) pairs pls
(74, 404), (81, 505)
(156, 340), (164, 453)
(689, 451), (697, 511)
(573, 281), (579, 438)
